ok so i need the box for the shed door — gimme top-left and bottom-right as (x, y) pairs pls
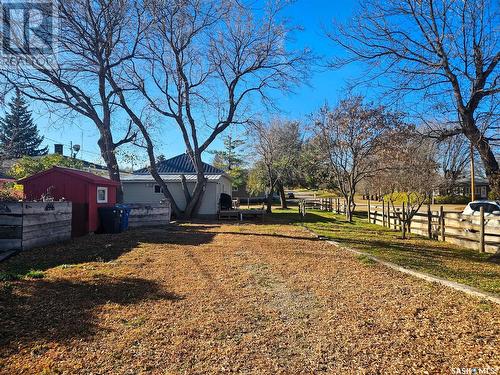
(72, 203), (89, 237)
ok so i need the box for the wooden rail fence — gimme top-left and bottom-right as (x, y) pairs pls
(302, 198), (500, 254)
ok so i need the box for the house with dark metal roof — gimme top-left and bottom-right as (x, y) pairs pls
(0, 171), (15, 187)
(121, 154), (232, 217)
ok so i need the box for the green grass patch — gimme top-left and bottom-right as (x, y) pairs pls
(357, 254), (376, 266)
(0, 271), (21, 281)
(25, 270), (45, 279)
(270, 208), (500, 295)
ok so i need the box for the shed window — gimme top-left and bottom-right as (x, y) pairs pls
(154, 185), (164, 193)
(97, 187), (108, 203)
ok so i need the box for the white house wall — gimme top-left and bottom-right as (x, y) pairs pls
(122, 177), (232, 216)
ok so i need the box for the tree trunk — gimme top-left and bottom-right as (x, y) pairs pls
(345, 196), (353, 222)
(97, 131), (123, 203)
(108, 77), (182, 216)
(277, 181), (288, 209)
(461, 113), (499, 198)
(266, 193), (273, 214)
(183, 173), (207, 219)
(183, 152), (208, 219)
(265, 182), (274, 214)
(180, 174), (192, 204)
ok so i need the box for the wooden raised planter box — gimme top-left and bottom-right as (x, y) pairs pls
(128, 202), (171, 228)
(0, 202), (72, 251)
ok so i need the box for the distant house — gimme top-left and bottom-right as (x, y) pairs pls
(0, 171), (14, 185)
(232, 181), (250, 200)
(438, 177), (490, 199)
(0, 144), (112, 177)
(121, 154), (232, 217)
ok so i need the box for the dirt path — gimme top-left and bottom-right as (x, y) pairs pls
(0, 222), (498, 374)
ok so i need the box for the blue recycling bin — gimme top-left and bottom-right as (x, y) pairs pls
(115, 204), (131, 232)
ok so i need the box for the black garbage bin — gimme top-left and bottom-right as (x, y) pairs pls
(98, 207), (122, 234)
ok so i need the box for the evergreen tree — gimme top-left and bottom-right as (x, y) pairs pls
(210, 136), (246, 188)
(0, 90), (48, 158)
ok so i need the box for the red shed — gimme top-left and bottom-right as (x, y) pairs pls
(18, 166), (120, 236)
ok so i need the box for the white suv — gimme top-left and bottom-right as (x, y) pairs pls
(462, 200), (500, 216)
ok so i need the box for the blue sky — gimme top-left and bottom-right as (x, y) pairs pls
(4, 0), (362, 167)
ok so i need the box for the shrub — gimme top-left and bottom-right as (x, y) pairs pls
(383, 192), (428, 205)
(0, 183), (23, 202)
(9, 154), (83, 180)
(488, 190), (498, 200)
(434, 195), (470, 204)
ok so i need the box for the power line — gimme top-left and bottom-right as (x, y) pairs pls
(43, 136), (103, 158)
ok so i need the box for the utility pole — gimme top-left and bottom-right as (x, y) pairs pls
(470, 142), (475, 202)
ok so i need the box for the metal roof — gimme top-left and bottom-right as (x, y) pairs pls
(18, 166), (120, 186)
(133, 153), (224, 175)
(122, 174), (224, 182)
(0, 171), (13, 180)
(456, 177), (490, 185)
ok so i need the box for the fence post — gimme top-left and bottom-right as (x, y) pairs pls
(439, 206), (445, 241)
(367, 198), (371, 222)
(382, 201), (386, 227)
(402, 202), (406, 238)
(427, 202), (432, 239)
(479, 206), (485, 253)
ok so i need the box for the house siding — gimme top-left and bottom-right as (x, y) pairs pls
(122, 176), (232, 216)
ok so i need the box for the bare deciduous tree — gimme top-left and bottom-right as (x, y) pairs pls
(329, 0), (500, 196)
(111, 0), (310, 218)
(313, 97), (399, 221)
(248, 119), (302, 213)
(378, 128), (440, 239)
(437, 133), (470, 192)
(0, 0), (144, 201)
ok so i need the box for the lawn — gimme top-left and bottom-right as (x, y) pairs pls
(271, 208), (500, 294)
(0, 221), (499, 373)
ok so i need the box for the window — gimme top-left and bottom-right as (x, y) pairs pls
(154, 185), (164, 194)
(97, 187), (108, 203)
(470, 203), (500, 214)
(485, 204), (499, 214)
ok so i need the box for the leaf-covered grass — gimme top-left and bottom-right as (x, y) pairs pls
(0, 222), (498, 373)
(0, 269), (45, 280)
(271, 208), (500, 295)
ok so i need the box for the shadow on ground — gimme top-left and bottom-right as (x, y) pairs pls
(0, 224), (217, 277)
(0, 275), (182, 354)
